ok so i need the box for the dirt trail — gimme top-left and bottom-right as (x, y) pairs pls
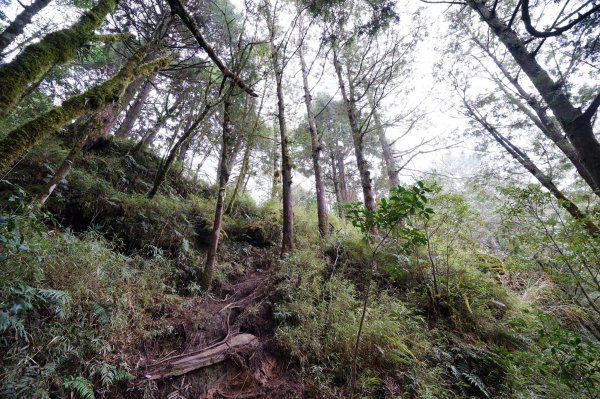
(136, 259), (303, 398)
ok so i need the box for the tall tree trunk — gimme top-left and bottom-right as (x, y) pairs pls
(0, 0), (120, 118)
(226, 137), (252, 214)
(271, 122), (281, 199)
(332, 48), (377, 213)
(148, 105), (213, 198)
(270, 40), (294, 255)
(466, 0), (600, 192)
(336, 149), (349, 202)
(0, 46), (169, 174)
(201, 93), (237, 289)
(299, 43), (328, 238)
(330, 151), (343, 217)
(226, 88), (266, 214)
(0, 0), (52, 54)
(465, 101), (600, 237)
(370, 99), (399, 189)
(472, 36), (600, 196)
(114, 78), (152, 138)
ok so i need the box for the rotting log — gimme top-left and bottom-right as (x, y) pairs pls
(144, 333), (258, 380)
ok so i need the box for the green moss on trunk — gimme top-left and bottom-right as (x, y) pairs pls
(0, 0), (119, 118)
(0, 48), (170, 174)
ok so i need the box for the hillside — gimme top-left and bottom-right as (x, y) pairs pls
(1, 136), (598, 398)
(1, 0), (600, 397)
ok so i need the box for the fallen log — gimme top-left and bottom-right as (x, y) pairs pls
(145, 333), (259, 380)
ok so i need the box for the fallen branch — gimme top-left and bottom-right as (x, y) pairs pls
(145, 333), (259, 380)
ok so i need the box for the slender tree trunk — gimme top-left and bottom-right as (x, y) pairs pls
(148, 106), (213, 198)
(0, 46), (169, 174)
(242, 169), (252, 194)
(0, 0), (52, 54)
(226, 138), (252, 214)
(0, 0), (120, 118)
(114, 78), (152, 138)
(226, 90), (265, 214)
(271, 122), (281, 199)
(369, 96), (399, 188)
(332, 48), (377, 213)
(473, 37), (600, 196)
(299, 43), (328, 238)
(466, 102), (600, 237)
(271, 45), (294, 255)
(201, 93), (236, 289)
(32, 103), (123, 206)
(337, 149), (349, 202)
(467, 0), (600, 191)
(330, 151), (343, 217)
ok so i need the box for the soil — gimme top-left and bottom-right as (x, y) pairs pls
(131, 252), (305, 399)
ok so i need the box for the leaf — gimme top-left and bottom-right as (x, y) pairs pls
(63, 376), (95, 399)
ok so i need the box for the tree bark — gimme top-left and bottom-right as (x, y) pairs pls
(166, 0), (257, 97)
(114, 78), (153, 138)
(201, 93), (236, 289)
(332, 48), (377, 213)
(271, 122), (280, 199)
(472, 36), (600, 196)
(269, 30), (294, 256)
(0, 0), (52, 54)
(0, 46), (169, 174)
(467, 0), (600, 193)
(465, 101), (600, 237)
(369, 97), (399, 189)
(0, 0), (120, 118)
(330, 151), (344, 217)
(299, 43), (328, 238)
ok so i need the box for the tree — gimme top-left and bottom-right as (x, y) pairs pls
(0, 45), (170, 174)
(0, 0), (120, 118)
(463, 0), (600, 192)
(298, 15), (328, 238)
(262, 0), (295, 255)
(0, 0), (52, 54)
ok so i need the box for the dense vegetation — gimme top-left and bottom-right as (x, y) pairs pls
(1, 0), (599, 398)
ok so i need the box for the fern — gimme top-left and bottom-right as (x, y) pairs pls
(63, 376), (95, 399)
(96, 363), (133, 387)
(36, 288), (71, 317)
(463, 371), (490, 398)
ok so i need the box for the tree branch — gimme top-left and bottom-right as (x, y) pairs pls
(522, 0), (600, 38)
(167, 0), (258, 97)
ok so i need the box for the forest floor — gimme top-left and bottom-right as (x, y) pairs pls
(136, 261), (303, 398)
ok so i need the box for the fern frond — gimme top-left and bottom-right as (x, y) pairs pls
(63, 376), (95, 399)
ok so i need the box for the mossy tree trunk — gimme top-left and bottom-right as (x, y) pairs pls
(270, 121), (281, 199)
(0, 0), (52, 55)
(0, 0), (120, 118)
(0, 46), (170, 174)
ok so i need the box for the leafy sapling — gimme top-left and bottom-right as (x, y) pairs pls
(344, 181), (433, 395)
